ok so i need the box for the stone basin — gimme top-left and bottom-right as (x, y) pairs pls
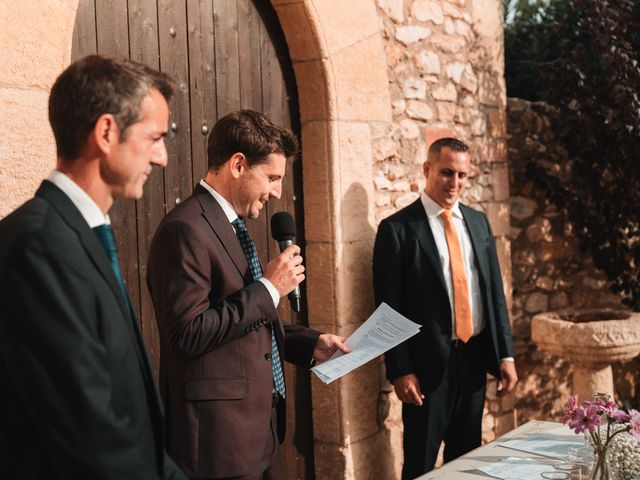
(531, 308), (640, 401)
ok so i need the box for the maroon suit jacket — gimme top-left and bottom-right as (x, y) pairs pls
(147, 184), (319, 478)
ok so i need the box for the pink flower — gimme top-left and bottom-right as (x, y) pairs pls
(568, 405), (601, 434)
(587, 398), (620, 419)
(628, 410), (640, 442)
(563, 395), (580, 424)
(611, 409), (631, 423)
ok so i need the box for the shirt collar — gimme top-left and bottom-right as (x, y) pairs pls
(47, 170), (110, 228)
(199, 179), (238, 223)
(420, 190), (462, 220)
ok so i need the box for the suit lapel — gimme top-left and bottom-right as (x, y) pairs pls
(37, 182), (130, 318)
(194, 184), (251, 282)
(406, 200), (448, 290)
(460, 204), (491, 287)
(37, 181), (164, 441)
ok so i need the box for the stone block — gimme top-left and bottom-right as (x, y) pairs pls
(293, 58), (335, 122)
(445, 62), (466, 83)
(377, 0), (405, 23)
(415, 50), (440, 75)
(510, 196), (538, 221)
(0, 88), (56, 219)
(311, 376), (344, 444)
(485, 202), (511, 236)
(332, 35), (392, 122)
(274, 3), (325, 62)
(411, 0), (444, 24)
(437, 102), (456, 122)
(351, 430), (399, 479)
(406, 100), (434, 121)
(476, 137), (507, 163)
(494, 237), (512, 308)
(424, 127), (455, 150)
(1, 1), (75, 89)
(336, 240), (376, 324)
(487, 107), (507, 138)
(395, 26), (431, 45)
(494, 411), (518, 437)
(313, 0), (382, 56)
(305, 242), (338, 328)
(301, 121), (336, 244)
(402, 77), (427, 100)
(400, 119), (420, 139)
(471, 0), (503, 39)
(344, 361), (382, 441)
(336, 122), (376, 243)
(313, 441), (349, 480)
(431, 83), (457, 102)
(428, 33), (466, 53)
(492, 162), (510, 201)
(526, 293), (548, 314)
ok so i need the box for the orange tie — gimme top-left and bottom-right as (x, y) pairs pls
(441, 210), (473, 343)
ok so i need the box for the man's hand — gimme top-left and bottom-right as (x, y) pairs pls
(262, 245), (305, 297)
(497, 360), (518, 397)
(393, 373), (424, 406)
(312, 334), (351, 363)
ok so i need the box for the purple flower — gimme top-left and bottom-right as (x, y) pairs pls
(588, 398), (620, 419)
(628, 410), (640, 442)
(568, 405), (601, 434)
(563, 395), (580, 424)
(611, 409), (631, 423)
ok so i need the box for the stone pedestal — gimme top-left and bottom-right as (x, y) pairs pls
(531, 309), (640, 401)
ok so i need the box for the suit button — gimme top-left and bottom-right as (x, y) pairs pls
(265, 353), (272, 360)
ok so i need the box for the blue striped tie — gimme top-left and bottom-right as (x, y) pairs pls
(232, 217), (285, 398)
(93, 224), (131, 310)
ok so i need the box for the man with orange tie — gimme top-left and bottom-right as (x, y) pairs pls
(373, 137), (518, 478)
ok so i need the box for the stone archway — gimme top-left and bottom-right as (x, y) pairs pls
(1, 1), (394, 477)
(272, 1), (393, 478)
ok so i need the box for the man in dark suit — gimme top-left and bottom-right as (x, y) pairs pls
(0, 55), (186, 480)
(146, 110), (349, 480)
(373, 137), (518, 478)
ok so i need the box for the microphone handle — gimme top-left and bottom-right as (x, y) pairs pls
(278, 239), (302, 312)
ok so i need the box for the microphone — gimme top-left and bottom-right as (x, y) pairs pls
(270, 211), (301, 312)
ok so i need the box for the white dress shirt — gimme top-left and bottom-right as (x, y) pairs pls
(47, 170), (110, 227)
(199, 179), (280, 308)
(420, 191), (484, 339)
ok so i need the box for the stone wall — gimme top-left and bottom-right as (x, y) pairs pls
(507, 97), (640, 423)
(0, 1), (77, 218)
(373, 0), (515, 469)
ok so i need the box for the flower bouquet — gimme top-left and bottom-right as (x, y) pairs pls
(563, 394), (640, 480)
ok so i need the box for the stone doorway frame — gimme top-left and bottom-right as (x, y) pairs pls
(26, 1), (392, 477)
(272, 1), (392, 477)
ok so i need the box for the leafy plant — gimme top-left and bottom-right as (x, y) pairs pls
(514, 0), (640, 309)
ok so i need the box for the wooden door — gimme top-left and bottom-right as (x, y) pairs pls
(72, 1), (314, 478)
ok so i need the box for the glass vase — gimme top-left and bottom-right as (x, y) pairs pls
(589, 446), (615, 480)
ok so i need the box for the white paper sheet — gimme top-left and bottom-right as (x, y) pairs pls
(477, 457), (557, 479)
(498, 433), (584, 459)
(311, 303), (420, 384)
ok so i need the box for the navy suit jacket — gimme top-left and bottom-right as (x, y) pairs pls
(373, 199), (515, 392)
(0, 181), (184, 479)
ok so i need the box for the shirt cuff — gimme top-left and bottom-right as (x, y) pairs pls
(258, 277), (280, 308)
(500, 357), (515, 362)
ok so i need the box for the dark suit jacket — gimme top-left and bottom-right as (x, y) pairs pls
(146, 184), (319, 478)
(373, 199), (515, 392)
(0, 181), (184, 480)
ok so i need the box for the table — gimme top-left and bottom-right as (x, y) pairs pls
(415, 420), (581, 479)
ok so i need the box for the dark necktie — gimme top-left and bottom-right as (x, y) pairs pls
(232, 217), (285, 398)
(93, 224), (132, 315)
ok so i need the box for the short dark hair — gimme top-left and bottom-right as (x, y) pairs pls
(207, 110), (299, 171)
(49, 55), (174, 160)
(428, 137), (470, 157)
